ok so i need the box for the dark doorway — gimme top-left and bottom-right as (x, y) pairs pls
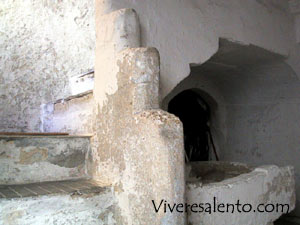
(168, 90), (211, 162)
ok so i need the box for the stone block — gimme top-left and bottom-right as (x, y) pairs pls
(0, 136), (91, 184)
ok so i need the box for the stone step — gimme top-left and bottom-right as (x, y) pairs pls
(41, 71), (94, 134)
(0, 135), (92, 185)
(0, 179), (104, 199)
(42, 92), (94, 134)
(0, 179), (116, 225)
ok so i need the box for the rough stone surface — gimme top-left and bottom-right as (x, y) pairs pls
(0, 136), (91, 184)
(91, 9), (186, 223)
(187, 162), (296, 225)
(91, 45), (186, 225)
(0, 184), (116, 225)
(0, 0), (95, 132)
(94, 8), (140, 110)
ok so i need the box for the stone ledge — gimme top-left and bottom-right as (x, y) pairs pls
(0, 136), (91, 185)
(0, 179), (108, 199)
(0, 181), (116, 225)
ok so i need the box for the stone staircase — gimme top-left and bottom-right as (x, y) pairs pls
(0, 134), (117, 225)
(1, 5), (297, 224)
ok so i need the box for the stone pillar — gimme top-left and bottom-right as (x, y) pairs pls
(112, 48), (185, 225)
(90, 5), (186, 225)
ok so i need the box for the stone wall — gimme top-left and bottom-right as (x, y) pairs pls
(1, 0), (298, 134)
(0, 0), (95, 132)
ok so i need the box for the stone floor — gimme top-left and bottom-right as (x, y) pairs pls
(0, 179), (105, 198)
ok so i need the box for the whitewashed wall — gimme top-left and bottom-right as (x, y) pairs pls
(163, 57), (300, 217)
(99, 0), (296, 99)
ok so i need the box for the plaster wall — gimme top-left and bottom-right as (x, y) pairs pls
(296, 16), (300, 43)
(287, 44), (300, 78)
(221, 62), (300, 217)
(289, 0), (300, 43)
(164, 58), (300, 216)
(1, 0), (297, 134)
(97, 0), (296, 99)
(0, 0), (95, 132)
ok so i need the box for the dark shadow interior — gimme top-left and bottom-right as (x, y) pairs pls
(168, 90), (211, 162)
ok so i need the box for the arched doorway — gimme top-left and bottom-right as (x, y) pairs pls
(168, 89), (217, 162)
